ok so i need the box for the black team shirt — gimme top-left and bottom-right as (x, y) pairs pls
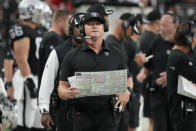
(39, 31), (66, 88)
(144, 35), (174, 81)
(39, 31), (65, 67)
(9, 24), (44, 75)
(53, 38), (77, 91)
(140, 30), (158, 53)
(106, 34), (131, 75)
(122, 38), (138, 61)
(122, 38), (140, 91)
(60, 41), (130, 82)
(105, 34), (122, 47)
(139, 30), (159, 92)
(105, 34), (127, 57)
(166, 49), (196, 119)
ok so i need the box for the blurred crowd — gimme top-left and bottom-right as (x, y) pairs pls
(0, 0), (196, 71)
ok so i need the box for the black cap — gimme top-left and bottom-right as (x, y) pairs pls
(147, 9), (161, 22)
(120, 13), (133, 21)
(83, 12), (105, 24)
(87, 4), (113, 16)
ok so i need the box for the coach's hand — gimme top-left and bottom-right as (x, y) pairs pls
(156, 72), (167, 88)
(58, 81), (80, 99)
(115, 90), (130, 112)
(41, 113), (54, 130)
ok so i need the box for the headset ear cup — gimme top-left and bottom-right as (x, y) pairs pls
(122, 20), (127, 29)
(185, 34), (193, 46)
(185, 22), (195, 46)
(122, 20), (130, 30)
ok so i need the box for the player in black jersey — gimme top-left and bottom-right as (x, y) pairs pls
(4, 0), (50, 103)
(38, 9), (72, 90)
(9, 0), (47, 131)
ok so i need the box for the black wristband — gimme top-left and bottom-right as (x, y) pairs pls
(5, 81), (13, 90)
(127, 86), (133, 94)
(40, 108), (49, 114)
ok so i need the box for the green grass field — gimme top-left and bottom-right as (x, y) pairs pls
(3, 128), (11, 131)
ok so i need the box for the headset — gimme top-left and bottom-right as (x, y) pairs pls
(122, 14), (134, 30)
(67, 15), (75, 37)
(68, 13), (85, 37)
(78, 16), (86, 38)
(122, 19), (131, 30)
(185, 21), (196, 47)
(122, 14), (142, 36)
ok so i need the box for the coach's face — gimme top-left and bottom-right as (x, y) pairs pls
(84, 19), (104, 40)
(160, 14), (177, 42)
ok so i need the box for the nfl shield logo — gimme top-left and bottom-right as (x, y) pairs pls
(91, 12), (98, 17)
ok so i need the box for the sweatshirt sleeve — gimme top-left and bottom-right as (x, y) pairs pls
(39, 49), (59, 112)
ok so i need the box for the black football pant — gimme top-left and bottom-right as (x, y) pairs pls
(55, 106), (73, 131)
(150, 88), (171, 131)
(13, 126), (30, 131)
(171, 110), (196, 131)
(73, 111), (116, 131)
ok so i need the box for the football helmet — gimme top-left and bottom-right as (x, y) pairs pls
(39, 1), (53, 30)
(18, 0), (43, 25)
(0, 93), (17, 129)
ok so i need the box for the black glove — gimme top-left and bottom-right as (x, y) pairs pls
(24, 77), (38, 98)
(5, 81), (12, 91)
